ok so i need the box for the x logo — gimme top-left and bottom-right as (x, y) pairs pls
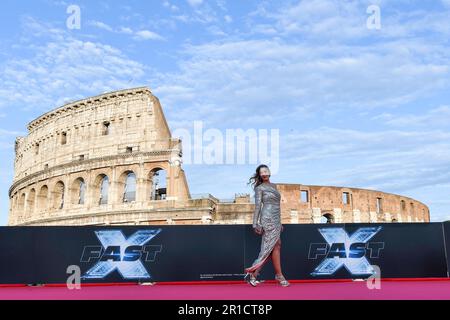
(82, 229), (161, 280)
(311, 227), (382, 276)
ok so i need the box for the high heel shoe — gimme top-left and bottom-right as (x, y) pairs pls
(275, 274), (290, 287)
(244, 273), (258, 287)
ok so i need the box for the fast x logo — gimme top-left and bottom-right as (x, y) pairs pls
(309, 227), (384, 276)
(81, 229), (162, 280)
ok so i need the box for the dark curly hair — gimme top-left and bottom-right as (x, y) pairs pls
(247, 164), (270, 190)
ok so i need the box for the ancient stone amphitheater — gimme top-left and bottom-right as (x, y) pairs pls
(8, 87), (430, 226)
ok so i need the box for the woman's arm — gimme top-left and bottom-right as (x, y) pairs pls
(253, 186), (263, 231)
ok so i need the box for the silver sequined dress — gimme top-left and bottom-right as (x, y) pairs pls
(245, 182), (282, 274)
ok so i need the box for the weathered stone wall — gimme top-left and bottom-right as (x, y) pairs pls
(8, 88), (192, 226)
(277, 184), (429, 223)
(214, 184), (430, 224)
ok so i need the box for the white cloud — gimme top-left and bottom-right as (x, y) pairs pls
(250, 0), (450, 41)
(173, 1), (217, 24)
(249, 0), (365, 39)
(88, 19), (164, 41)
(0, 129), (25, 152)
(0, 129), (25, 136)
(187, 0), (203, 7)
(373, 106), (450, 127)
(441, 0), (450, 7)
(0, 17), (148, 112)
(88, 20), (114, 32)
(133, 30), (165, 41)
(152, 38), (450, 132)
(280, 126), (450, 193)
(163, 0), (179, 11)
(118, 27), (133, 34)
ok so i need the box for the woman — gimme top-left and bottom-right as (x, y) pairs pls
(244, 164), (290, 287)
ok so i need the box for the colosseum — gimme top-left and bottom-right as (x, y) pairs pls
(8, 87), (430, 226)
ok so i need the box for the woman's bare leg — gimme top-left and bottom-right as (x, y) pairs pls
(271, 239), (283, 276)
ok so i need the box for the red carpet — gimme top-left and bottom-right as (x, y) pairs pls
(1, 279), (450, 300)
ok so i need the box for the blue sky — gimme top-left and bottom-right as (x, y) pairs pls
(1, 0), (450, 225)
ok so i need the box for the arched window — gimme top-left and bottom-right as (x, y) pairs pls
(123, 172), (136, 203)
(61, 132), (67, 145)
(53, 182), (65, 210)
(71, 178), (86, 205)
(102, 122), (110, 136)
(99, 176), (109, 205)
(149, 168), (167, 201)
(79, 180), (86, 205)
(37, 186), (48, 212)
(26, 189), (36, 216)
(320, 213), (334, 224)
(18, 193), (26, 215)
(12, 195), (17, 211)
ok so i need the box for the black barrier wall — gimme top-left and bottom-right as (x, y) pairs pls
(0, 223), (449, 284)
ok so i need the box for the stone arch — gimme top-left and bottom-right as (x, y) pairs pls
(320, 213), (334, 224)
(52, 181), (65, 210)
(70, 177), (86, 205)
(118, 170), (137, 203)
(26, 188), (36, 217)
(37, 185), (49, 212)
(12, 194), (18, 212)
(148, 167), (167, 201)
(102, 121), (111, 136)
(18, 193), (26, 217)
(94, 174), (110, 205)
